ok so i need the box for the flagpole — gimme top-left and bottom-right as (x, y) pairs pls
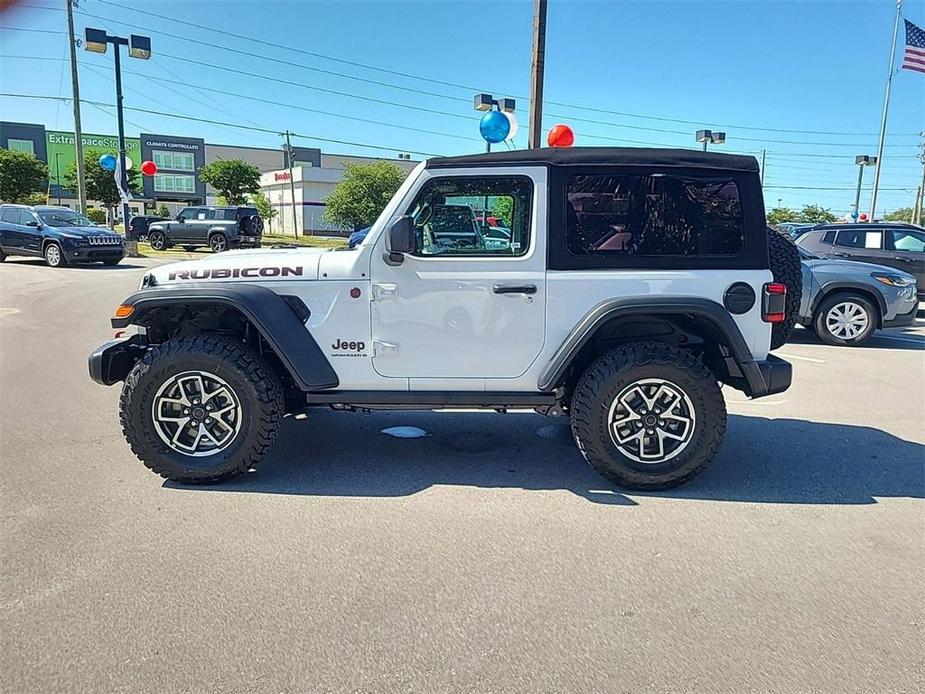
(869, 0), (903, 221)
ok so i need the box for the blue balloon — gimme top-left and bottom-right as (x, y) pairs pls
(479, 110), (510, 144)
(99, 153), (117, 171)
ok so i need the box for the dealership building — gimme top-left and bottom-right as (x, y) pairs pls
(0, 121), (418, 234)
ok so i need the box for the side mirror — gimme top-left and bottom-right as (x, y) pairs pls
(26, 220), (40, 228)
(385, 215), (415, 255)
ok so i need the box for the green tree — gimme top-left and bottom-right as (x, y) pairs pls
(64, 148), (140, 215)
(324, 161), (405, 229)
(490, 197), (513, 227)
(251, 190), (277, 229)
(198, 159), (261, 205)
(0, 149), (48, 203)
(883, 207), (913, 222)
(156, 204), (170, 218)
(766, 207), (798, 225)
(86, 207), (107, 224)
(796, 204), (836, 224)
(23, 191), (48, 206)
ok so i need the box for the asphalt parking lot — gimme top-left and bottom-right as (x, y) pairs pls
(1, 257), (923, 693)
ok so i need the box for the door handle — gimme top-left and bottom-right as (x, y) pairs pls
(493, 284), (537, 295)
(895, 256), (914, 263)
(832, 252), (850, 258)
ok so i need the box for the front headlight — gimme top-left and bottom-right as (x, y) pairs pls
(870, 272), (914, 287)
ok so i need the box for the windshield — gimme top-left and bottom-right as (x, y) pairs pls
(39, 210), (96, 227)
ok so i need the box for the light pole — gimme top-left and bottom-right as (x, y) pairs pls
(474, 93), (516, 153)
(54, 152), (63, 206)
(84, 27), (151, 256)
(696, 129), (726, 152)
(852, 155), (877, 222)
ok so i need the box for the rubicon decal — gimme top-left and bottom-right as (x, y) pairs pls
(168, 266), (304, 281)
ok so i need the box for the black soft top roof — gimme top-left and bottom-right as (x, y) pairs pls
(427, 146), (759, 172)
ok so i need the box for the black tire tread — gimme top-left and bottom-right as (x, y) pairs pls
(570, 341), (727, 490)
(767, 227), (803, 350)
(119, 335), (283, 483)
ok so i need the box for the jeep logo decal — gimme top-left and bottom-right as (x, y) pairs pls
(331, 339), (367, 358)
(168, 266), (304, 280)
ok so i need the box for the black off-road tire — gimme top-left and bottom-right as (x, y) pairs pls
(209, 233), (227, 253)
(241, 215), (263, 235)
(813, 292), (878, 347)
(148, 231), (167, 251)
(570, 342), (727, 490)
(120, 336), (284, 483)
(767, 226), (802, 350)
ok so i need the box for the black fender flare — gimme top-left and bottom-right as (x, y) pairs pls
(537, 297), (767, 395)
(810, 281), (887, 327)
(112, 283), (339, 390)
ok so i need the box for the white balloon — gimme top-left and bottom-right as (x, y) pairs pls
(123, 156), (133, 170)
(503, 111), (519, 141)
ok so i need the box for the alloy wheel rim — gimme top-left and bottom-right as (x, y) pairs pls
(607, 378), (696, 463)
(211, 236), (226, 252)
(151, 370), (242, 457)
(150, 234), (164, 250)
(826, 301), (869, 340)
(46, 245), (60, 265)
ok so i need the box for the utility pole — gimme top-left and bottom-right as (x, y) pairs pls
(869, 0), (903, 222)
(527, 0), (547, 149)
(284, 130), (300, 236)
(66, 0), (87, 214)
(760, 149), (766, 184)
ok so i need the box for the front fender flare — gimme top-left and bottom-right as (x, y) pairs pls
(112, 283), (338, 390)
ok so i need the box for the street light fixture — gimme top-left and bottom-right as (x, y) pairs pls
(84, 27), (151, 254)
(852, 155), (878, 222)
(696, 129), (726, 152)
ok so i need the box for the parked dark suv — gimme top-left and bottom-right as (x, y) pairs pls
(128, 215), (167, 242)
(796, 223), (925, 299)
(146, 206), (263, 253)
(0, 204), (124, 267)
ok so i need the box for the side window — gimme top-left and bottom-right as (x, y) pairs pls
(834, 229), (882, 249)
(16, 210), (36, 225)
(888, 229), (925, 253)
(821, 230), (837, 244)
(404, 176), (532, 257)
(177, 207), (197, 222)
(0, 208), (20, 224)
(565, 173), (744, 257)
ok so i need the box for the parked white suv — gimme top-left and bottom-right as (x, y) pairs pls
(90, 148), (796, 490)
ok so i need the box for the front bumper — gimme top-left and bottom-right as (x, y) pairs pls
(883, 300), (919, 329)
(65, 245), (125, 263)
(88, 334), (147, 386)
(740, 354), (792, 399)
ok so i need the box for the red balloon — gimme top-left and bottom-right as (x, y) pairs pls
(858, 212), (869, 222)
(141, 160), (158, 176)
(547, 123), (575, 148)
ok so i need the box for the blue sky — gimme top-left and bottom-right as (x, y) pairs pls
(1, 0), (923, 214)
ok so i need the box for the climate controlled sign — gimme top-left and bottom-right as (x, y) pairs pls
(45, 130), (142, 178)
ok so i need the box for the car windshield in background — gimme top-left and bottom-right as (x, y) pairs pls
(39, 210), (95, 227)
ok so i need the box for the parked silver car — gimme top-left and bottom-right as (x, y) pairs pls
(796, 246), (918, 346)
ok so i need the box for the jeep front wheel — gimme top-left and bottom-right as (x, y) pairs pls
(119, 336), (284, 483)
(44, 242), (66, 267)
(570, 342), (727, 490)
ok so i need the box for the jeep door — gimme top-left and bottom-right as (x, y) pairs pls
(0, 208), (42, 255)
(370, 168), (547, 380)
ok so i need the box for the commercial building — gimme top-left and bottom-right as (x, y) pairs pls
(0, 121), (418, 232)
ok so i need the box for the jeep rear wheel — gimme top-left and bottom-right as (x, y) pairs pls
(120, 336), (284, 483)
(148, 231), (167, 251)
(570, 342), (727, 490)
(209, 233), (227, 253)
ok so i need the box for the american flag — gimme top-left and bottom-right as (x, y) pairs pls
(902, 18), (925, 74)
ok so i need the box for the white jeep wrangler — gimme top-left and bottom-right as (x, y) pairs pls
(90, 148), (796, 490)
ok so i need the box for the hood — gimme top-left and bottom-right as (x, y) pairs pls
(148, 246), (331, 285)
(803, 257), (915, 280)
(50, 225), (119, 238)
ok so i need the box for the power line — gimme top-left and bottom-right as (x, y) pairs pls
(0, 92), (446, 157)
(23, 1), (920, 139)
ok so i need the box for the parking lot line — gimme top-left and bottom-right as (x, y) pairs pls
(776, 352), (826, 363)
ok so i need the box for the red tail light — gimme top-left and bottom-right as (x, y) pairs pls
(762, 283), (787, 323)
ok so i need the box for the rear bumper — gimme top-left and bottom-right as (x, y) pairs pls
(883, 301), (919, 329)
(740, 354), (792, 399)
(88, 334), (147, 386)
(235, 236), (262, 248)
